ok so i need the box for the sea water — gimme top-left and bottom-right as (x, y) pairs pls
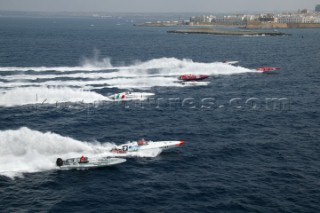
(0, 13), (320, 212)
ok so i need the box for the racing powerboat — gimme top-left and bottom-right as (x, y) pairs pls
(109, 91), (154, 101)
(222, 61), (239, 65)
(256, 67), (280, 72)
(179, 74), (209, 81)
(111, 139), (184, 154)
(56, 156), (126, 170)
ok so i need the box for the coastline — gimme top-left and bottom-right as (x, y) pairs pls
(135, 22), (320, 29)
(167, 28), (290, 36)
(244, 23), (320, 29)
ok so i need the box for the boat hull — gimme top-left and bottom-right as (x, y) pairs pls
(109, 92), (154, 101)
(179, 74), (209, 81)
(256, 67), (280, 72)
(57, 157), (126, 170)
(111, 140), (184, 155)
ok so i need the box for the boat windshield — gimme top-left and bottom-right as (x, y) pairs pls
(66, 159), (76, 164)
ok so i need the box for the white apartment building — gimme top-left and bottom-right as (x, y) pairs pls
(190, 15), (215, 23)
(277, 15), (304, 23)
(214, 15), (246, 24)
(277, 15), (320, 23)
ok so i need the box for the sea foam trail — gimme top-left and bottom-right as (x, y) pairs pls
(0, 127), (115, 179)
(0, 86), (109, 107)
(0, 128), (165, 179)
(1, 76), (189, 89)
(0, 57), (252, 74)
(0, 58), (253, 90)
(0, 66), (117, 72)
(0, 57), (114, 72)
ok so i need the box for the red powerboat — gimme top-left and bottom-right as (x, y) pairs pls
(256, 67), (280, 72)
(179, 74), (209, 81)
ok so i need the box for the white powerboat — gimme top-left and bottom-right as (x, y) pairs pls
(56, 156), (126, 170)
(109, 91), (154, 101)
(222, 61), (239, 65)
(111, 139), (184, 154)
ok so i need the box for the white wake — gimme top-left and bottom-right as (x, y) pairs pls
(0, 127), (115, 179)
(0, 127), (164, 179)
(0, 57), (255, 107)
(0, 86), (109, 107)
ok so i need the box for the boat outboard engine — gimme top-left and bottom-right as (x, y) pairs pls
(56, 158), (64, 167)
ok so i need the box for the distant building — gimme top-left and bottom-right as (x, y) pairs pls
(259, 14), (275, 22)
(187, 11), (320, 26)
(190, 15), (214, 23)
(214, 15), (246, 25)
(316, 4), (320, 12)
(277, 14), (320, 24)
(277, 15), (303, 23)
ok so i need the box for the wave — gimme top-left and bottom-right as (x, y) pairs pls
(0, 127), (165, 179)
(0, 54), (114, 72)
(0, 57), (252, 74)
(0, 57), (253, 89)
(0, 127), (114, 179)
(0, 86), (109, 107)
(0, 58), (255, 106)
(0, 66), (115, 72)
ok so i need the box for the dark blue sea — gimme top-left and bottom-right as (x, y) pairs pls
(0, 12), (320, 212)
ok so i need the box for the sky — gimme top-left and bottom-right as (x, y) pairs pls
(0, 0), (319, 13)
